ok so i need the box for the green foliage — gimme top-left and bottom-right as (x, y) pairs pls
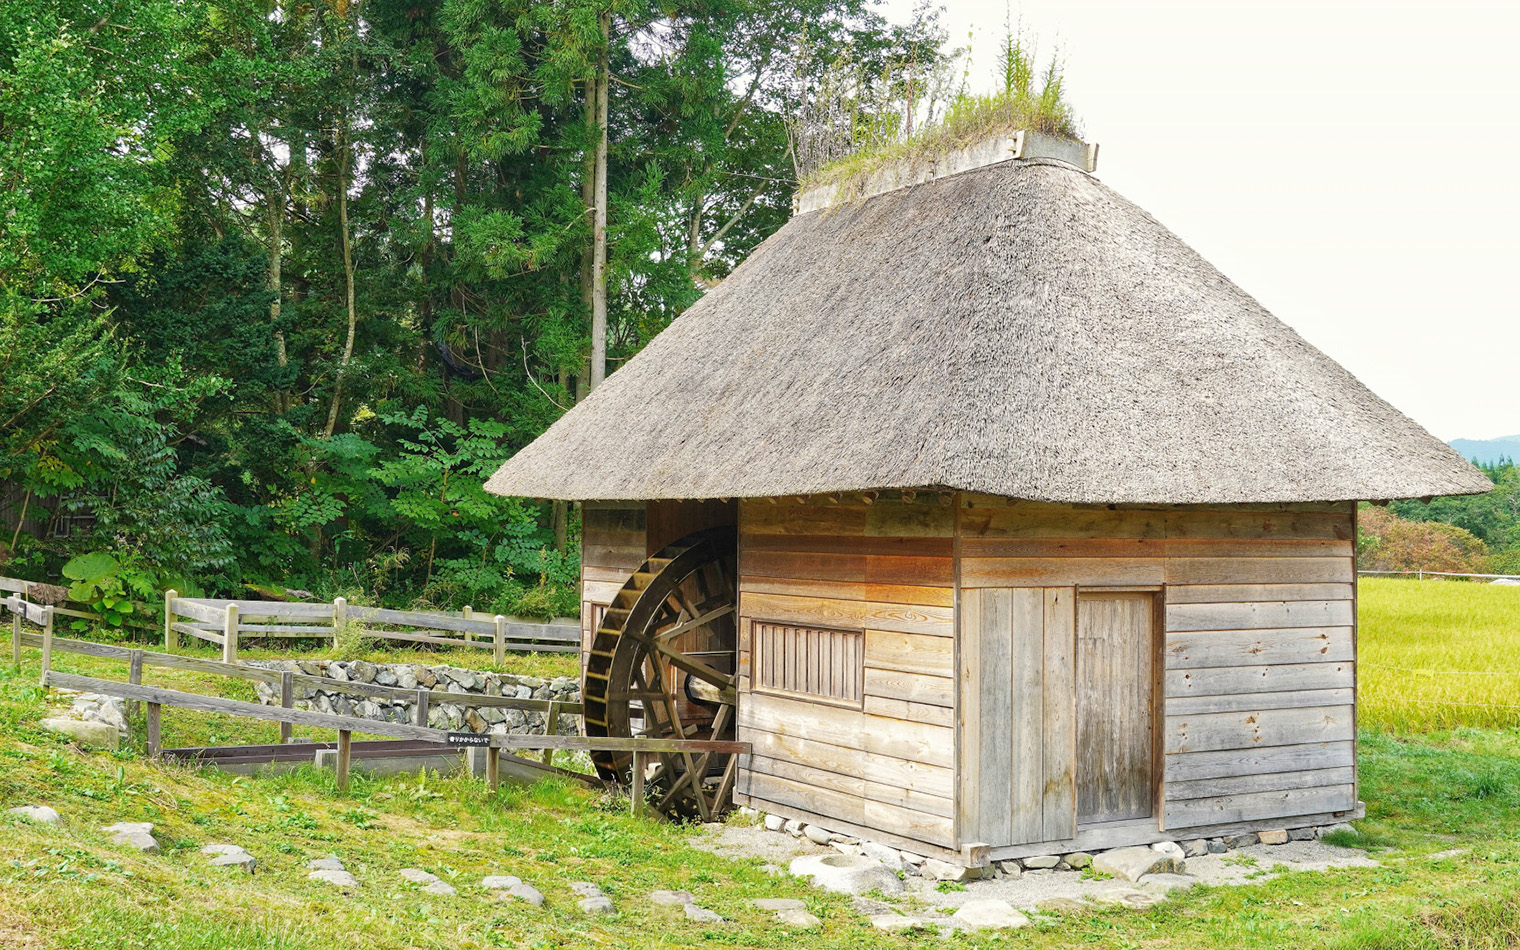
(1382, 461), (1520, 574)
(0, 0), (945, 618)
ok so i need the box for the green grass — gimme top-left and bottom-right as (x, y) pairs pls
(6, 580), (1520, 947)
(1359, 577), (1520, 731)
(800, 88), (1081, 197)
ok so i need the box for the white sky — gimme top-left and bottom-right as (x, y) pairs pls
(882, 0), (1520, 441)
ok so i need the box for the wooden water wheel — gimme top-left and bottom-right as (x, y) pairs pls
(582, 526), (739, 821)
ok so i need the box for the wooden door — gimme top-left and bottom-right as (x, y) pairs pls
(1076, 591), (1155, 824)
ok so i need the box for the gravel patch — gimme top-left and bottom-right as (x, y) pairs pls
(693, 823), (816, 866)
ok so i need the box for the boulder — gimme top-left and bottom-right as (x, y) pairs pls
(790, 854), (904, 896)
(1151, 841), (1185, 862)
(1022, 854), (1061, 870)
(782, 819), (805, 838)
(1289, 827), (1318, 842)
(775, 908), (822, 929)
(1138, 873), (1198, 893)
(210, 851), (257, 872)
(482, 875), (522, 890)
(995, 860), (1022, 877)
(1207, 839), (1229, 854)
(683, 903), (724, 923)
(570, 882), (606, 898)
(803, 824), (833, 846)
(1181, 839), (1210, 858)
(1034, 896), (1090, 914)
(1091, 888), (1164, 910)
(1224, 833), (1259, 849)
(309, 869), (357, 888)
(860, 842), (904, 870)
(8, 805), (60, 824)
(507, 883), (545, 906)
(578, 896), (615, 914)
(40, 718), (119, 750)
(1092, 846), (1183, 882)
(649, 890), (694, 906)
(421, 881), (457, 897)
(1063, 852), (1093, 870)
(920, 858), (979, 882)
(307, 857), (346, 871)
(1259, 830), (1289, 845)
(870, 914), (924, 932)
(952, 900), (1031, 931)
(399, 868), (442, 885)
(751, 898), (806, 911)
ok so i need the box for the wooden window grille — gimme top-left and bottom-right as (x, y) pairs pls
(752, 622), (863, 706)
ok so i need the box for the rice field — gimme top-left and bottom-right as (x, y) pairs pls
(1359, 576), (1520, 732)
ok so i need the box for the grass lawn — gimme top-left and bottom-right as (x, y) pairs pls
(3, 579), (1520, 948)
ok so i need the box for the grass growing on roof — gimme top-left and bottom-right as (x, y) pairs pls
(799, 32), (1080, 196)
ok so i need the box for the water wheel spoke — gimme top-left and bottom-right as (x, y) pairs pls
(653, 603), (735, 644)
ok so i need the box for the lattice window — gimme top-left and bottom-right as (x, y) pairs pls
(752, 621), (863, 706)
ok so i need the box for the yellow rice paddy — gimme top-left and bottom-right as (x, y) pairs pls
(1358, 576), (1520, 732)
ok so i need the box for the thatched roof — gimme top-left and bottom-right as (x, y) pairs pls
(487, 151), (1488, 504)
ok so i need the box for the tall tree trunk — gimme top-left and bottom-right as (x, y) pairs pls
(589, 9), (610, 390)
(323, 106), (358, 439)
(268, 180), (289, 415)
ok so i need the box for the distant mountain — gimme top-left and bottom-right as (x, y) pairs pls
(1450, 436), (1520, 466)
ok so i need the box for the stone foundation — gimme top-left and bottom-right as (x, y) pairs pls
(249, 660), (580, 736)
(743, 806), (1355, 881)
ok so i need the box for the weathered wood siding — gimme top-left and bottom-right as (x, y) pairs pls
(579, 503), (648, 670)
(733, 498), (959, 851)
(579, 500), (736, 674)
(957, 497), (1357, 849)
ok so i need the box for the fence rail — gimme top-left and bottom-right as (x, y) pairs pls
(11, 609), (746, 805)
(1358, 570), (1520, 582)
(163, 591), (579, 663)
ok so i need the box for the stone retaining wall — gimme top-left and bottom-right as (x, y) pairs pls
(249, 660), (580, 737)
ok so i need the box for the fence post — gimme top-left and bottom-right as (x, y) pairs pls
(163, 589), (178, 650)
(222, 603), (239, 664)
(542, 701), (557, 766)
(335, 730), (352, 792)
(279, 671), (294, 744)
(413, 688), (430, 728)
(493, 615), (506, 666)
(462, 605), (473, 642)
(146, 702), (162, 758)
(38, 606), (54, 689)
(332, 596), (347, 649)
(127, 649), (144, 719)
(630, 749), (645, 818)
(487, 744), (500, 791)
(10, 603), (20, 671)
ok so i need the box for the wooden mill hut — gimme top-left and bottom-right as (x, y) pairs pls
(485, 133), (1488, 866)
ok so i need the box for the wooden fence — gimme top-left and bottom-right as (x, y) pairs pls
(1358, 570), (1520, 583)
(0, 576), (155, 634)
(163, 592), (580, 663)
(10, 598), (745, 808)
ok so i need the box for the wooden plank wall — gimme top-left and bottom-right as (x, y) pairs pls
(958, 496), (1357, 846)
(646, 499), (736, 556)
(579, 503), (648, 673)
(733, 497), (959, 851)
(959, 586), (1075, 847)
